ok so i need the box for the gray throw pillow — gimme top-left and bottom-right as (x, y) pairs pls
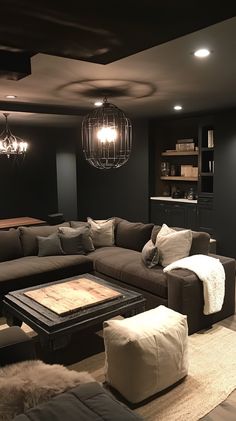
(58, 226), (94, 252)
(59, 233), (86, 255)
(37, 233), (64, 257)
(141, 239), (159, 268)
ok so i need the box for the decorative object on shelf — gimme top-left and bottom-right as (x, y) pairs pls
(0, 113), (28, 158)
(181, 165), (198, 177)
(187, 187), (195, 200)
(207, 129), (214, 148)
(170, 164), (176, 176)
(176, 138), (195, 152)
(161, 162), (170, 176)
(81, 97), (132, 170)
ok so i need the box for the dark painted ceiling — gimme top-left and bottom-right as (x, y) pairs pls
(0, 2), (236, 120)
(1, 1), (236, 64)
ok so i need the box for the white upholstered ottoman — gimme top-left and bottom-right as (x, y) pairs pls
(103, 305), (188, 403)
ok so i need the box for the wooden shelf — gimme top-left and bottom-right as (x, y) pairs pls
(160, 176), (198, 181)
(161, 151), (198, 156)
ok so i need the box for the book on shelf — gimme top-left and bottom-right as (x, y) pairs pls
(176, 143), (195, 151)
(165, 149), (177, 152)
(177, 138), (194, 144)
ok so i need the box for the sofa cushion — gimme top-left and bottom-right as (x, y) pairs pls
(0, 255), (93, 296)
(19, 223), (70, 256)
(13, 382), (141, 421)
(89, 247), (167, 299)
(37, 233), (64, 257)
(87, 217), (115, 247)
(141, 240), (159, 268)
(156, 224), (192, 267)
(174, 228), (210, 255)
(115, 220), (154, 252)
(0, 229), (23, 262)
(59, 226), (94, 252)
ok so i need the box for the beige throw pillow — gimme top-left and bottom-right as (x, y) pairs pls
(156, 223), (192, 267)
(87, 217), (115, 247)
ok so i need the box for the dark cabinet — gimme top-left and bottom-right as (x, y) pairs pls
(150, 200), (197, 230)
(197, 196), (215, 236)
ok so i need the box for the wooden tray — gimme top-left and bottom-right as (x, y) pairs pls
(24, 278), (122, 316)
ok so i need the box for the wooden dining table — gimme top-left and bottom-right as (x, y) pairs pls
(0, 216), (46, 230)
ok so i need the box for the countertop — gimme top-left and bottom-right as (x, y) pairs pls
(150, 196), (197, 204)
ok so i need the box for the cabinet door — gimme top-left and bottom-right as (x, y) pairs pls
(197, 197), (215, 236)
(167, 204), (186, 227)
(150, 202), (170, 225)
(186, 205), (197, 230)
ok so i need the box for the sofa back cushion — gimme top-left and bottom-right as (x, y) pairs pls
(115, 219), (154, 252)
(19, 223), (70, 256)
(151, 225), (210, 255)
(0, 229), (23, 262)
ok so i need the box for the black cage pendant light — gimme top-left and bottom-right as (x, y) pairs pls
(82, 98), (132, 169)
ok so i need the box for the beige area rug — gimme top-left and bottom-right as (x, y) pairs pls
(69, 325), (236, 421)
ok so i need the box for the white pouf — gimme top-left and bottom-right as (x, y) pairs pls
(103, 305), (188, 403)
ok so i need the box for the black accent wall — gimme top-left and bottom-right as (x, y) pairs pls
(77, 119), (150, 222)
(214, 109), (236, 257)
(0, 121), (79, 221)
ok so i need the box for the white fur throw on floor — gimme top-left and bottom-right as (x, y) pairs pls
(0, 359), (94, 421)
(164, 254), (225, 315)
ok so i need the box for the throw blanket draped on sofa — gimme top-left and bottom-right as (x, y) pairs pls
(163, 254), (225, 315)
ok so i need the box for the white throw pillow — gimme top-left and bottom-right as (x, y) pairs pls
(156, 223), (192, 267)
(87, 217), (115, 247)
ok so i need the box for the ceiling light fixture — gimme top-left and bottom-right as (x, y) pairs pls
(0, 113), (28, 158)
(82, 97), (132, 170)
(5, 95), (17, 99)
(194, 48), (210, 58)
(174, 105), (182, 111)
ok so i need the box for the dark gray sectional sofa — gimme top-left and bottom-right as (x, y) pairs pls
(0, 218), (235, 334)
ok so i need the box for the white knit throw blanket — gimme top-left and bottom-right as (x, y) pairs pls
(163, 254), (225, 315)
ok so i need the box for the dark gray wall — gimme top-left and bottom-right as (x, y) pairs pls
(77, 119), (150, 222)
(0, 121), (79, 221)
(214, 109), (236, 257)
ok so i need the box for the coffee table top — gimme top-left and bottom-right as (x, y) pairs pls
(3, 274), (145, 337)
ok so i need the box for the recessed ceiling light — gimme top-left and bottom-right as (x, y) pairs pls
(174, 105), (182, 111)
(194, 48), (210, 58)
(94, 101), (103, 107)
(5, 95), (17, 99)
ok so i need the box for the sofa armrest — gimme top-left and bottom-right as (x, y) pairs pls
(0, 326), (35, 366)
(167, 255), (235, 334)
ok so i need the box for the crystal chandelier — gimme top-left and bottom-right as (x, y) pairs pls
(82, 98), (132, 169)
(0, 113), (28, 158)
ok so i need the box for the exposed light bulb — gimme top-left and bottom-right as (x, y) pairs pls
(97, 127), (117, 143)
(5, 95), (17, 99)
(94, 101), (103, 106)
(174, 105), (183, 111)
(194, 48), (210, 58)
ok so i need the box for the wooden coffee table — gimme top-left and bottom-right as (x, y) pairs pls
(3, 274), (146, 350)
